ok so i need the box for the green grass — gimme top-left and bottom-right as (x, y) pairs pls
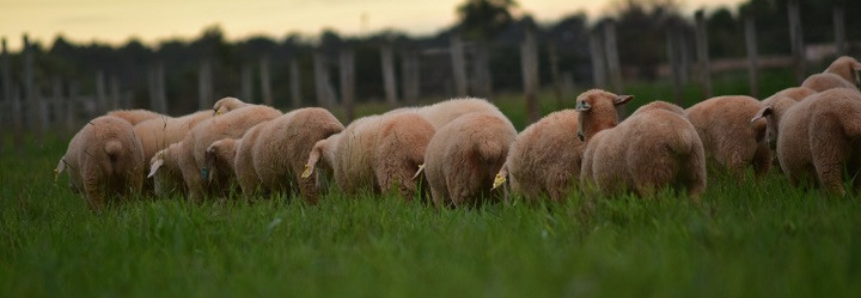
(3, 77), (860, 297)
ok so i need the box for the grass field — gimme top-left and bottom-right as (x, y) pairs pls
(2, 71), (860, 297)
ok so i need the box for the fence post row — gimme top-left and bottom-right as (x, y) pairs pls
(400, 48), (420, 105)
(833, 4), (845, 57)
(198, 59), (213, 110)
(313, 49), (330, 109)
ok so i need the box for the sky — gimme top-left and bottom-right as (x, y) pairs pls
(0, 0), (746, 51)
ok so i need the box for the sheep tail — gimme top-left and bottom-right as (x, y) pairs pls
(104, 139), (123, 163)
(475, 139), (508, 164)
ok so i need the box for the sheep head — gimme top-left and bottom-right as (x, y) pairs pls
(825, 56), (861, 86)
(575, 89), (633, 142)
(204, 138), (237, 184)
(212, 97), (247, 116)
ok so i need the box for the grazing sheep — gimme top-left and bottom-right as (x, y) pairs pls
(148, 142), (190, 197)
(493, 110), (586, 202)
(685, 95), (770, 177)
(761, 86), (816, 106)
(423, 111), (517, 207)
(823, 56), (861, 85)
(204, 137), (241, 195)
(578, 95), (706, 198)
(134, 111), (213, 178)
(800, 73), (858, 92)
(177, 104), (282, 201)
(213, 97), (250, 115)
(106, 109), (164, 125)
(776, 88), (861, 196)
(56, 116), (145, 210)
(304, 112), (433, 199)
(387, 97), (501, 129)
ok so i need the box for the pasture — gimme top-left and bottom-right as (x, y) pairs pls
(2, 71), (860, 297)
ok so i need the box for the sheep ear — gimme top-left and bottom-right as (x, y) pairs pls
(411, 164), (425, 181)
(575, 101), (591, 112)
(148, 158), (164, 178)
(853, 61), (861, 71)
(614, 95), (634, 106)
(751, 106), (773, 123)
(302, 145), (322, 179)
(56, 159), (66, 174)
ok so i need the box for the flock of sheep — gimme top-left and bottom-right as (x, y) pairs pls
(55, 56), (861, 211)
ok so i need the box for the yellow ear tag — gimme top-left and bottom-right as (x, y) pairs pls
(217, 110), (223, 115)
(53, 168), (59, 183)
(300, 164), (312, 179)
(492, 173), (506, 190)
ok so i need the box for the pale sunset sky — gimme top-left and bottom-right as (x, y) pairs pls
(0, 0), (746, 51)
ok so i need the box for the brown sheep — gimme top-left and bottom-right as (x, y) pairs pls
(823, 56), (861, 85)
(685, 95), (770, 177)
(777, 88), (861, 196)
(56, 116), (146, 210)
(493, 110), (586, 203)
(424, 111), (517, 208)
(579, 96), (706, 199)
(178, 104), (282, 201)
(801, 73), (858, 92)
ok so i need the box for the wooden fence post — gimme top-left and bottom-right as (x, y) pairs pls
(198, 59), (213, 110)
(549, 42), (563, 109)
(381, 43), (399, 107)
(339, 48), (355, 122)
(400, 48), (420, 105)
(833, 5), (845, 57)
(241, 63), (253, 103)
(259, 56), (273, 106)
(23, 34), (35, 130)
(745, 16), (759, 98)
(66, 82), (78, 133)
(0, 37), (7, 150)
(52, 75), (62, 129)
(521, 22), (540, 123)
(289, 57), (302, 108)
(109, 75), (120, 110)
(604, 19), (626, 118)
(95, 70), (107, 114)
(667, 22), (684, 105)
(313, 49), (331, 108)
(695, 11), (712, 98)
(472, 41), (492, 98)
(589, 26), (608, 89)
(787, 0), (805, 84)
(450, 31), (469, 97)
(148, 62), (168, 114)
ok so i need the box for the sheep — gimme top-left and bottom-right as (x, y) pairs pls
(578, 93), (706, 198)
(800, 73), (859, 92)
(134, 111), (213, 178)
(423, 111), (517, 208)
(171, 104), (282, 201)
(148, 142), (191, 197)
(387, 97), (501, 129)
(774, 88), (861, 196)
(204, 137), (242, 196)
(823, 56), (861, 85)
(685, 95), (770, 177)
(106, 109), (164, 125)
(303, 112), (434, 200)
(55, 115), (146, 210)
(761, 86), (816, 106)
(492, 110), (586, 203)
(212, 97), (250, 115)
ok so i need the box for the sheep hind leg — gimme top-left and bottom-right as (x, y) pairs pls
(751, 144), (772, 179)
